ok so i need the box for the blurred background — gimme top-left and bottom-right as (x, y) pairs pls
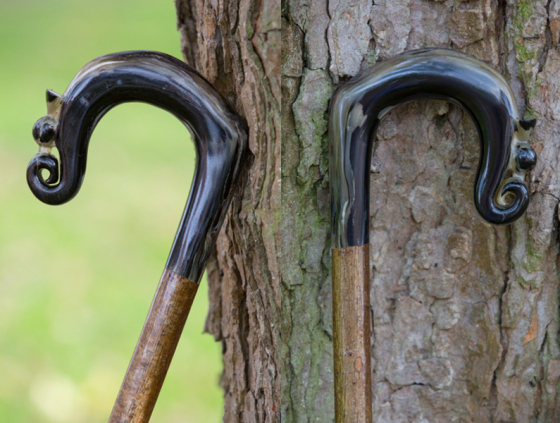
(0, 0), (223, 422)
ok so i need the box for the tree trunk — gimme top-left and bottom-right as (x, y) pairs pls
(175, 1), (281, 422)
(283, 0), (560, 422)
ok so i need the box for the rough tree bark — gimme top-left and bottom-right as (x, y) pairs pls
(283, 0), (560, 422)
(175, 1), (281, 422)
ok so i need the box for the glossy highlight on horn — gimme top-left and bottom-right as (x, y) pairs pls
(330, 48), (537, 249)
(27, 51), (248, 282)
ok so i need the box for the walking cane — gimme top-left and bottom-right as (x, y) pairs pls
(27, 51), (248, 422)
(329, 48), (537, 422)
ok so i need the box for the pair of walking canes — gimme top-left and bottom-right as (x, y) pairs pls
(27, 48), (537, 422)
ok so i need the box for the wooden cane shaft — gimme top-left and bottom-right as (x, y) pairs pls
(332, 245), (372, 423)
(109, 268), (199, 423)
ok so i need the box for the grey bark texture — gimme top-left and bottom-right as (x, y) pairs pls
(175, 0), (281, 422)
(282, 0), (560, 422)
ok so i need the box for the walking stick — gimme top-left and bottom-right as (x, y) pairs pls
(27, 51), (248, 422)
(329, 48), (537, 423)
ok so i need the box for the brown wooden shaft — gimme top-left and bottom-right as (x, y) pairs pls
(332, 245), (372, 423)
(109, 268), (199, 423)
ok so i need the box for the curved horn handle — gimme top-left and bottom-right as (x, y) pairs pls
(28, 50), (248, 283)
(330, 48), (537, 249)
(27, 51), (248, 422)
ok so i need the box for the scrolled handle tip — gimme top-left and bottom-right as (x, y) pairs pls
(28, 110), (81, 205)
(27, 153), (58, 185)
(26, 153), (64, 204)
(478, 180), (530, 225)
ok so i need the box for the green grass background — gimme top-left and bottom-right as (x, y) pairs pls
(0, 0), (223, 421)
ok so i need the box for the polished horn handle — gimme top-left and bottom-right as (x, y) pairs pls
(330, 48), (536, 250)
(28, 50), (248, 283)
(329, 48), (537, 423)
(27, 51), (248, 422)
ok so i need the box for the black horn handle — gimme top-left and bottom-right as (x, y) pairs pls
(330, 48), (537, 249)
(28, 50), (248, 283)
